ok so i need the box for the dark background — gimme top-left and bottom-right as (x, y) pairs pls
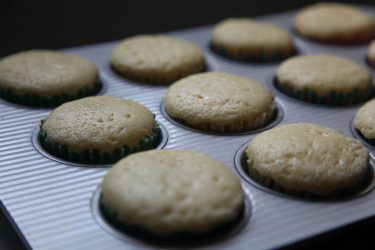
(1, 0), (375, 249)
(1, 0), (374, 57)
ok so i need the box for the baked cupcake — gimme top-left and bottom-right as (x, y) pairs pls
(0, 50), (101, 107)
(210, 18), (296, 62)
(100, 150), (244, 238)
(110, 35), (206, 84)
(275, 54), (373, 105)
(246, 123), (369, 197)
(164, 72), (275, 133)
(39, 96), (160, 164)
(354, 98), (375, 145)
(294, 3), (375, 44)
(367, 40), (375, 69)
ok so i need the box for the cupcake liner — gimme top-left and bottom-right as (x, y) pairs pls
(0, 78), (102, 107)
(170, 104), (275, 133)
(99, 194), (244, 241)
(210, 43), (296, 63)
(246, 159), (371, 198)
(309, 32), (375, 45)
(274, 80), (374, 105)
(294, 24), (375, 45)
(100, 199), (162, 240)
(111, 64), (206, 85)
(354, 127), (375, 148)
(111, 66), (171, 85)
(39, 121), (161, 164)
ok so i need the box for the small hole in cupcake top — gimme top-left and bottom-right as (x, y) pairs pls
(162, 206), (172, 215)
(175, 193), (187, 201)
(196, 94), (204, 100)
(212, 175), (219, 182)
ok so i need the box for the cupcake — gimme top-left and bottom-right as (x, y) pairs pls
(210, 18), (296, 62)
(164, 72), (275, 133)
(246, 123), (369, 197)
(110, 35), (206, 84)
(275, 54), (373, 105)
(0, 50), (101, 107)
(367, 40), (375, 69)
(354, 98), (375, 144)
(100, 150), (244, 238)
(39, 96), (160, 164)
(294, 3), (375, 44)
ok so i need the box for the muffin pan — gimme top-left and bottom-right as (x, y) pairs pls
(0, 5), (375, 250)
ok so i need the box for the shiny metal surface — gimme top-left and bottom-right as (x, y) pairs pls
(0, 6), (375, 250)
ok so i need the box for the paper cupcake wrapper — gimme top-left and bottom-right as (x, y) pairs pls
(275, 81), (374, 105)
(39, 121), (161, 164)
(247, 161), (370, 198)
(100, 199), (162, 239)
(296, 29), (375, 45)
(171, 105), (275, 133)
(210, 43), (296, 63)
(0, 78), (102, 107)
(111, 64), (206, 85)
(99, 195), (244, 241)
(354, 128), (375, 147)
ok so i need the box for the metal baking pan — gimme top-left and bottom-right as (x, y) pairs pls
(1, 5), (375, 250)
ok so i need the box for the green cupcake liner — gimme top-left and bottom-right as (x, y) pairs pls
(99, 198), (167, 241)
(210, 43), (296, 63)
(294, 27), (375, 45)
(0, 78), (102, 107)
(99, 194), (245, 242)
(354, 128), (375, 148)
(247, 162), (370, 199)
(274, 80), (374, 105)
(111, 64), (206, 85)
(39, 120), (161, 164)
